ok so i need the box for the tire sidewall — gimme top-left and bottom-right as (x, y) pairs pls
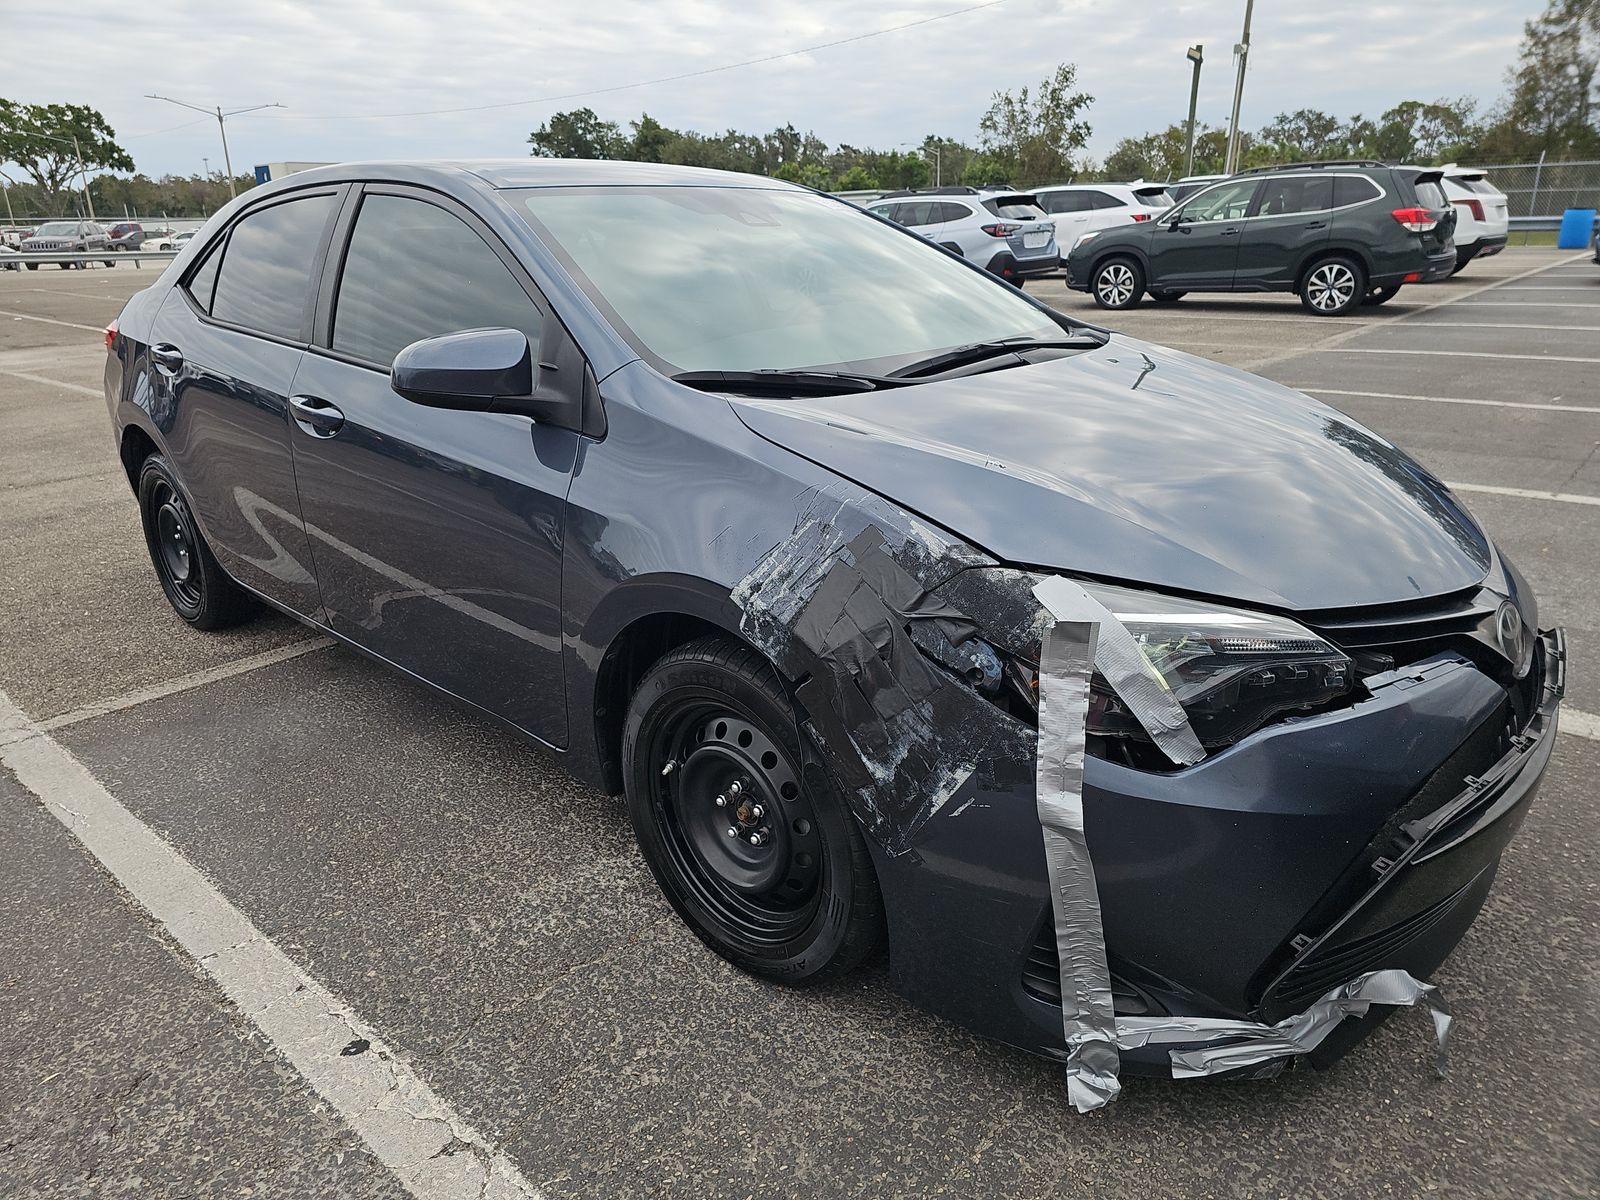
(1300, 255), (1365, 316)
(1092, 256), (1143, 309)
(622, 654), (862, 982)
(137, 455), (209, 622)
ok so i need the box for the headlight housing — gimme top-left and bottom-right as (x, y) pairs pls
(1081, 583), (1355, 750)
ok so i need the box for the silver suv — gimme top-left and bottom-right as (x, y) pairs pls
(867, 187), (1058, 285)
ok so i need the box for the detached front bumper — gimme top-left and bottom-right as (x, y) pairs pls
(870, 629), (1565, 1071)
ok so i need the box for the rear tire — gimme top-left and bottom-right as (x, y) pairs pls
(1362, 285), (1402, 307)
(137, 455), (256, 630)
(1299, 255), (1365, 316)
(1091, 257), (1144, 309)
(622, 635), (884, 984)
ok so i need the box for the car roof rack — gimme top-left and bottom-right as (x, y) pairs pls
(879, 185), (993, 198)
(1235, 159), (1387, 175)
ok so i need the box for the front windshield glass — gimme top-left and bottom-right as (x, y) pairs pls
(33, 222), (77, 237)
(514, 186), (1062, 374)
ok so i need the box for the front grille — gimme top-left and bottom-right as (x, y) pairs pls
(1021, 921), (1162, 1016)
(1302, 586), (1492, 658)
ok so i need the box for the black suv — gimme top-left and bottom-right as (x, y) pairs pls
(1066, 161), (1457, 316)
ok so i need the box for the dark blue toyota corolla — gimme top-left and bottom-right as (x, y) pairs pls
(103, 160), (1563, 1078)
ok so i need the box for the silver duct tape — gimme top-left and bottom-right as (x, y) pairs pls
(1033, 613), (1121, 1112)
(1031, 577), (1204, 767)
(1114, 968), (1452, 1079)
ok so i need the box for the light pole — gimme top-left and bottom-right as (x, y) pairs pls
(898, 141), (941, 188)
(144, 95), (284, 198)
(1223, 0), (1255, 174)
(1183, 45), (1204, 180)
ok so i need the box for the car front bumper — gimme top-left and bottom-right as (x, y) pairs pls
(869, 627), (1565, 1073)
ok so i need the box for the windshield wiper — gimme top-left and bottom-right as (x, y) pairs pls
(671, 369), (903, 396)
(887, 331), (1110, 379)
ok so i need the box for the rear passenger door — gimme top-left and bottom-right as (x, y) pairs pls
(286, 185), (575, 747)
(1041, 190), (1095, 245)
(144, 187), (344, 618)
(1233, 174), (1333, 288)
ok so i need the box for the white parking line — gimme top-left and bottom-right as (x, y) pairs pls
(38, 638), (336, 731)
(0, 308), (102, 333)
(1299, 388), (1600, 414)
(0, 368), (101, 397)
(0, 688), (544, 1200)
(1447, 481), (1600, 507)
(1564, 707), (1600, 743)
(1452, 301), (1600, 308)
(1315, 348), (1600, 364)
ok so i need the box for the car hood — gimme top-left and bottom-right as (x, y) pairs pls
(727, 337), (1492, 610)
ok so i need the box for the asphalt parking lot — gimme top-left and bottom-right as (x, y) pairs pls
(2, 251), (1597, 1199)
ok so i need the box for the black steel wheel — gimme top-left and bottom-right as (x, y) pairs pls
(136, 454), (255, 629)
(623, 636), (883, 983)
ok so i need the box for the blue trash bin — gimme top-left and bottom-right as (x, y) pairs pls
(1557, 208), (1596, 249)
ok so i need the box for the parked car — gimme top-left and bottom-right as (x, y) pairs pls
(172, 229), (197, 250)
(0, 225), (35, 248)
(108, 222), (146, 251)
(0, 244), (20, 270)
(139, 227), (179, 251)
(1066, 161), (1457, 315)
(1032, 182), (1176, 248)
(867, 186), (1058, 284)
(103, 161), (1560, 1085)
(19, 219), (114, 269)
(1439, 165), (1509, 273)
(1166, 174), (1228, 204)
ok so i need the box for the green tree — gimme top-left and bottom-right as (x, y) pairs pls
(976, 63), (1094, 186)
(834, 165), (880, 192)
(629, 114), (673, 162)
(0, 100), (134, 216)
(960, 154), (1013, 186)
(528, 108), (625, 159)
(1257, 108), (1352, 161)
(772, 161), (831, 190)
(1354, 99), (1481, 162)
(1482, 0), (1599, 158)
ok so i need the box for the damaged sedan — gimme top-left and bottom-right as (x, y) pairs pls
(103, 160), (1564, 1100)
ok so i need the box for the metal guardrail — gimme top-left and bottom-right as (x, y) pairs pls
(1507, 216), (1562, 233)
(1, 249), (179, 269)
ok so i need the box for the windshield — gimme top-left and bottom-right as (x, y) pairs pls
(514, 185), (1061, 374)
(1414, 180), (1447, 209)
(33, 222), (77, 237)
(1133, 187), (1175, 208)
(981, 196), (1045, 220)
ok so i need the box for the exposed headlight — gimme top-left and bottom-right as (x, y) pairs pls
(1081, 583), (1354, 749)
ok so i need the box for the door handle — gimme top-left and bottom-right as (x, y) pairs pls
(149, 343), (184, 374)
(1220, 227), (1241, 237)
(1304, 220), (1327, 230)
(289, 394), (345, 438)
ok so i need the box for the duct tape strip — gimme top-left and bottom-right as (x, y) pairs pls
(1031, 577), (1452, 1111)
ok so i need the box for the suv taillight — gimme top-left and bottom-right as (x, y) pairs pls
(1453, 198), (1485, 222)
(1391, 207), (1439, 233)
(104, 320), (117, 353)
(1130, 213), (1152, 222)
(980, 222), (1023, 238)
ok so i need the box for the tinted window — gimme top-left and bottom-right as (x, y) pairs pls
(982, 196), (1046, 219)
(1087, 191), (1125, 209)
(1256, 175), (1334, 215)
(1040, 191), (1090, 213)
(332, 194), (543, 368)
(931, 202), (970, 223)
(185, 240), (222, 312)
(1181, 180), (1258, 222)
(1332, 176), (1381, 207)
(1413, 180), (1447, 210)
(868, 204), (898, 221)
(895, 201), (942, 228)
(1133, 187), (1175, 208)
(210, 193), (338, 340)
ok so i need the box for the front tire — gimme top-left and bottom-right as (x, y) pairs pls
(1299, 256), (1365, 316)
(1091, 257), (1144, 309)
(137, 455), (256, 630)
(622, 636), (884, 984)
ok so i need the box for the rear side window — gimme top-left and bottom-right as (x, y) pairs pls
(931, 202), (970, 223)
(1256, 175), (1334, 215)
(332, 193), (544, 368)
(1332, 176), (1381, 207)
(1413, 180), (1447, 210)
(184, 241), (222, 312)
(1087, 191), (1125, 209)
(983, 197), (1046, 219)
(894, 202), (942, 228)
(1041, 191), (1091, 213)
(210, 193), (338, 340)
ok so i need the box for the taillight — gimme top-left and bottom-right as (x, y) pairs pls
(104, 320), (117, 353)
(980, 222), (1023, 238)
(1130, 213), (1152, 222)
(1453, 198), (1485, 222)
(1391, 207), (1439, 233)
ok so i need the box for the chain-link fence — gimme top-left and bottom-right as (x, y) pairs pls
(1481, 159), (1600, 218)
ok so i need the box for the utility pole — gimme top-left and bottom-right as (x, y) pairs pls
(1183, 45), (1204, 179)
(145, 95), (284, 198)
(1223, 0), (1255, 174)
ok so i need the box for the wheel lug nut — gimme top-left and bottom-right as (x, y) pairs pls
(748, 830), (766, 846)
(726, 826), (739, 838)
(728, 780), (743, 796)
(750, 804), (764, 819)
(714, 794), (726, 807)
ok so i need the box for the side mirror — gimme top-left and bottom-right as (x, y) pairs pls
(391, 321), (596, 433)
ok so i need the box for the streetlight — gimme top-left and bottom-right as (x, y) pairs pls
(1223, 0), (1255, 174)
(144, 95), (284, 197)
(1183, 45), (1204, 180)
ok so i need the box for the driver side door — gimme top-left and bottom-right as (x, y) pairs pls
(1147, 178), (1262, 290)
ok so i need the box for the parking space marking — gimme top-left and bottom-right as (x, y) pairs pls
(1563, 708), (1600, 742)
(0, 308), (103, 333)
(1314, 348), (1600, 364)
(1387, 321), (1600, 332)
(1299, 388), (1600, 414)
(1452, 301), (1600, 308)
(37, 638), (336, 731)
(0, 688), (545, 1200)
(0, 368), (101, 397)
(1446, 481), (1600, 507)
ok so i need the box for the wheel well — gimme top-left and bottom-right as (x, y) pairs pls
(593, 611), (731, 795)
(1296, 248), (1369, 290)
(119, 426), (159, 491)
(1090, 250), (1143, 280)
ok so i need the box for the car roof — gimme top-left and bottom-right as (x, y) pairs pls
(261, 158), (798, 192)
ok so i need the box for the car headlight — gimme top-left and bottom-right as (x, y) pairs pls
(1080, 583), (1354, 750)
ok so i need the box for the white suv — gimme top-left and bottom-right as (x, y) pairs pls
(1031, 182), (1176, 251)
(866, 188), (1059, 285)
(1439, 165), (1509, 274)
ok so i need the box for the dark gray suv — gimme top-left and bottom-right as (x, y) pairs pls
(1066, 161), (1457, 316)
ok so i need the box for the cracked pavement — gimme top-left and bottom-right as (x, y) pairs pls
(2, 255), (1598, 1198)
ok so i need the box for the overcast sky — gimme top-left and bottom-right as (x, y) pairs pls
(8, 0), (1534, 178)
